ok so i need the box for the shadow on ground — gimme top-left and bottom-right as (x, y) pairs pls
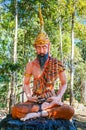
(75, 120), (86, 130)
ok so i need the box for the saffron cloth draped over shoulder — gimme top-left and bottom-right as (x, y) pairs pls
(32, 56), (65, 99)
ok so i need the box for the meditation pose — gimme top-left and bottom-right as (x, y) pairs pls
(12, 7), (74, 121)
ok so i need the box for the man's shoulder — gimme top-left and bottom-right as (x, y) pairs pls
(57, 60), (63, 65)
(49, 57), (65, 68)
(49, 57), (62, 63)
(27, 58), (38, 66)
(49, 56), (57, 61)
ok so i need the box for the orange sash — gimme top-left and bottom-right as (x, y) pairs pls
(32, 57), (65, 99)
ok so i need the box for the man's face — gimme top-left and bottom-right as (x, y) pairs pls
(35, 44), (49, 56)
(35, 44), (49, 69)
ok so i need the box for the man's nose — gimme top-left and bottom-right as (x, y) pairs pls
(40, 47), (44, 53)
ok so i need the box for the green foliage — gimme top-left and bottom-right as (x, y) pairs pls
(0, 0), (86, 107)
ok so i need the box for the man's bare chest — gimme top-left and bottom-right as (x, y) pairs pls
(32, 63), (44, 78)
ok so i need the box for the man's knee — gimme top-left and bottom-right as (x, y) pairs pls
(62, 104), (75, 119)
(11, 104), (27, 119)
(11, 105), (17, 118)
(47, 104), (74, 120)
(68, 105), (75, 117)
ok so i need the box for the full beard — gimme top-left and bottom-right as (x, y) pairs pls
(37, 53), (49, 69)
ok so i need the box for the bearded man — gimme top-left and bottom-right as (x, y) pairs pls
(11, 7), (74, 121)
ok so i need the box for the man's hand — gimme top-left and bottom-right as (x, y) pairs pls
(42, 96), (63, 110)
(46, 96), (61, 102)
(28, 96), (38, 103)
(41, 102), (50, 110)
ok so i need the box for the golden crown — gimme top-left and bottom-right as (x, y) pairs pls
(34, 4), (50, 46)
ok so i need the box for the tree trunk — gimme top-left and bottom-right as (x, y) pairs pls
(59, 18), (63, 63)
(81, 81), (86, 104)
(9, 74), (16, 113)
(9, 0), (18, 112)
(14, 0), (18, 64)
(59, 18), (64, 101)
(70, 3), (75, 105)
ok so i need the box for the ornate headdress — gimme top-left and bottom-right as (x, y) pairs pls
(34, 4), (50, 46)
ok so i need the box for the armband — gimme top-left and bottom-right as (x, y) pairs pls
(24, 73), (32, 77)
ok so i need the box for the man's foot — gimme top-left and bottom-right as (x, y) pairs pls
(20, 111), (48, 121)
(41, 110), (48, 117)
(20, 112), (40, 121)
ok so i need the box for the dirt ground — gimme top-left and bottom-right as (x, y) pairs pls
(75, 120), (86, 130)
(74, 111), (86, 130)
(66, 100), (86, 130)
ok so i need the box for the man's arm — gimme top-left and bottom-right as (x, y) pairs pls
(57, 71), (67, 100)
(23, 62), (32, 99)
(42, 71), (67, 110)
(24, 62), (38, 102)
(24, 75), (32, 99)
(46, 71), (67, 102)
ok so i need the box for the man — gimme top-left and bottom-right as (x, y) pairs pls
(11, 8), (74, 121)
